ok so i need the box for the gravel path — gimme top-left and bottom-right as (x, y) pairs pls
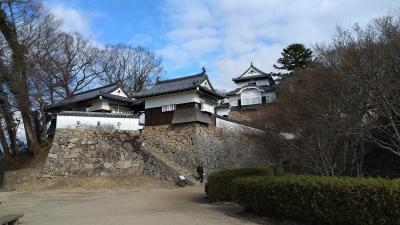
(0, 179), (266, 225)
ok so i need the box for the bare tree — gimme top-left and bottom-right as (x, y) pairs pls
(316, 14), (400, 158)
(260, 65), (367, 176)
(99, 44), (163, 95)
(33, 32), (103, 99)
(0, 0), (43, 154)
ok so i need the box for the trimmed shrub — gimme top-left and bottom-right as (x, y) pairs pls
(206, 167), (274, 202)
(234, 175), (400, 225)
(273, 165), (286, 176)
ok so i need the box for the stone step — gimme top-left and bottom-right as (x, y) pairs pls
(140, 144), (196, 185)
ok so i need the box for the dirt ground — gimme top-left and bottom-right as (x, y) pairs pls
(0, 176), (297, 225)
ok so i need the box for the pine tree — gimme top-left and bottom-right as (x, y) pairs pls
(274, 43), (313, 72)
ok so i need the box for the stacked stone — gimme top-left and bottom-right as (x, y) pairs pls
(141, 123), (268, 176)
(43, 129), (144, 177)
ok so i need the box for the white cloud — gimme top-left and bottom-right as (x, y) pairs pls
(46, 2), (96, 38)
(159, 0), (398, 90)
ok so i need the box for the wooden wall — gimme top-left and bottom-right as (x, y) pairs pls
(145, 103), (199, 126)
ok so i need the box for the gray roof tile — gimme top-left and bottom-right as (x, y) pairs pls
(134, 71), (223, 98)
(44, 84), (136, 111)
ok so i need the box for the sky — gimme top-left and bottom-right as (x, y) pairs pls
(44, 0), (399, 90)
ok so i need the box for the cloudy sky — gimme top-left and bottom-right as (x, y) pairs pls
(45, 0), (398, 90)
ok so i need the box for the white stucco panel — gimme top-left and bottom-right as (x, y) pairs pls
(216, 108), (230, 117)
(88, 100), (110, 112)
(110, 88), (128, 97)
(241, 89), (261, 105)
(145, 91), (200, 109)
(56, 114), (140, 131)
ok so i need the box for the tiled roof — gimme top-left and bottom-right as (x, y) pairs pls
(232, 74), (274, 82)
(226, 85), (277, 96)
(44, 84), (136, 111)
(134, 71), (223, 99)
(232, 63), (275, 84)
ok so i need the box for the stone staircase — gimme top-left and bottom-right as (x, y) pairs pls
(140, 144), (197, 185)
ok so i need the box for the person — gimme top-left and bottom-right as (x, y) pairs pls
(196, 164), (204, 183)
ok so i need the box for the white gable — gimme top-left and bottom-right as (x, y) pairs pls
(200, 80), (212, 90)
(110, 88), (127, 97)
(241, 67), (263, 78)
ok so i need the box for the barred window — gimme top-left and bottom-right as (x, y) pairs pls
(162, 104), (176, 112)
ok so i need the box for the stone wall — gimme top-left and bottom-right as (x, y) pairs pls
(3, 168), (42, 188)
(141, 123), (268, 176)
(228, 105), (270, 127)
(43, 129), (145, 177)
(42, 128), (182, 183)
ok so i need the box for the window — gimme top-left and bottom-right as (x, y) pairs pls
(162, 104), (176, 112)
(262, 96), (266, 104)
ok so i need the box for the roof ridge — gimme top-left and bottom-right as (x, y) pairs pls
(74, 83), (118, 96)
(156, 72), (205, 84)
(237, 63), (268, 78)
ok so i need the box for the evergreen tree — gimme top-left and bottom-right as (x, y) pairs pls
(274, 43), (313, 71)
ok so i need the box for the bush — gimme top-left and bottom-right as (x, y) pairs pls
(206, 167), (274, 202)
(234, 175), (400, 225)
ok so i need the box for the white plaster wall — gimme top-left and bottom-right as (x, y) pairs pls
(200, 80), (212, 90)
(215, 108), (230, 117)
(256, 80), (270, 86)
(110, 88), (128, 97)
(229, 95), (239, 106)
(200, 101), (215, 114)
(110, 105), (132, 114)
(56, 115), (140, 131)
(88, 100), (110, 111)
(236, 82), (248, 88)
(261, 92), (277, 103)
(216, 117), (262, 134)
(241, 89), (261, 105)
(145, 91), (200, 109)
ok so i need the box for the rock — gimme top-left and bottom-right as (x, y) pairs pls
(104, 162), (113, 169)
(84, 164), (94, 169)
(69, 137), (80, 143)
(116, 161), (132, 169)
(48, 153), (58, 159)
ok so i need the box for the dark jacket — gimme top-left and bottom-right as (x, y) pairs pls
(197, 165), (204, 175)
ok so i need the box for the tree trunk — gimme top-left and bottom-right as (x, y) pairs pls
(0, 121), (11, 161)
(0, 7), (41, 155)
(0, 87), (18, 155)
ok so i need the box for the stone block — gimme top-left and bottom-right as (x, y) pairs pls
(69, 137), (80, 143)
(84, 164), (94, 169)
(116, 160), (132, 169)
(104, 162), (114, 169)
(48, 153), (58, 159)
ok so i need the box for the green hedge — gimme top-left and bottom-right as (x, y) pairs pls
(206, 167), (274, 202)
(234, 175), (400, 225)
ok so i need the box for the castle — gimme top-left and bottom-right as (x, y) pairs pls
(39, 64), (272, 184)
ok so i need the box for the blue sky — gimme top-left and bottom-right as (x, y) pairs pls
(45, 0), (399, 90)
